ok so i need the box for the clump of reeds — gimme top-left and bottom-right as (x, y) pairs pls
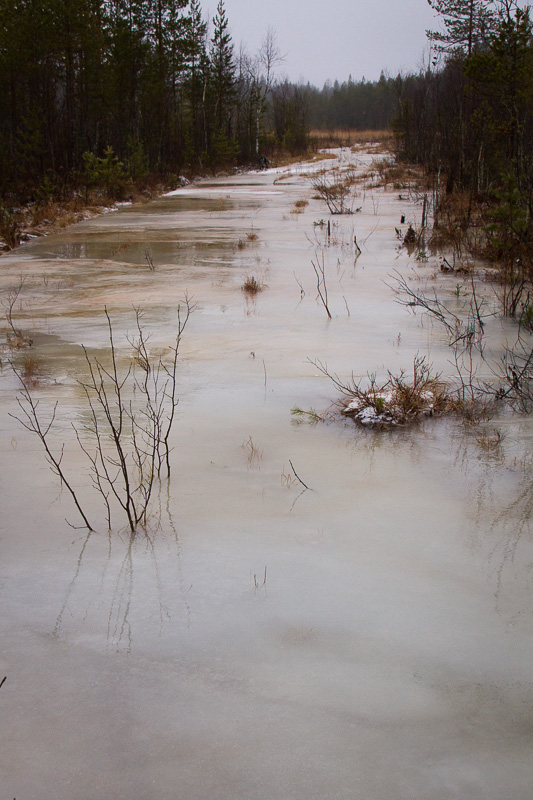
(244, 435), (263, 467)
(20, 353), (43, 387)
(241, 276), (265, 296)
(236, 229), (260, 250)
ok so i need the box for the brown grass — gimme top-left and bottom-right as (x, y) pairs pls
(1, 178), (174, 255)
(363, 157), (422, 189)
(21, 353), (43, 386)
(0, 211), (21, 249)
(311, 355), (455, 426)
(241, 275), (265, 295)
(270, 150), (337, 169)
(309, 129), (393, 150)
(431, 190), (488, 258)
(6, 331), (32, 349)
(291, 199), (308, 215)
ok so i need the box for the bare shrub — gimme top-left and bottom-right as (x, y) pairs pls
(3, 278), (33, 348)
(309, 355), (450, 426)
(11, 301), (193, 531)
(495, 334), (533, 412)
(310, 171), (357, 215)
(390, 270), (533, 413)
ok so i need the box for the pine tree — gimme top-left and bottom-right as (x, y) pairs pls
(466, 4), (533, 167)
(182, 0), (209, 160)
(427, 0), (496, 57)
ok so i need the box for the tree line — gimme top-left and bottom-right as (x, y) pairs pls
(305, 75), (399, 131)
(3, 0), (532, 274)
(0, 0), (439, 209)
(392, 0), (533, 313)
(0, 0), (313, 202)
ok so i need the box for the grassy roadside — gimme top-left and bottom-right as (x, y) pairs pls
(0, 178), (181, 254)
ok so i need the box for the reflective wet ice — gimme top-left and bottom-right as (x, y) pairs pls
(1, 151), (532, 800)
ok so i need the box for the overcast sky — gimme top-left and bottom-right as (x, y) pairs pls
(207, 0), (440, 86)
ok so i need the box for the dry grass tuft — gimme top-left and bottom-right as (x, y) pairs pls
(290, 199), (308, 215)
(241, 275), (266, 295)
(0, 209), (21, 249)
(6, 331), (32, 349)
(20, 353), (43, 386)
(363, 157), (422, 189)
(311, 355), (453, 426)
(309, 129), (393, 151)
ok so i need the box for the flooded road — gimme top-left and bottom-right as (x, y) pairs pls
(1, 149), (532, 799)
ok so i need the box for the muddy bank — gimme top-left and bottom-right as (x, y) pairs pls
(0, 182), (182, 253)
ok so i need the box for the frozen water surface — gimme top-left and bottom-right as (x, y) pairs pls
(1, 150), (532, 799)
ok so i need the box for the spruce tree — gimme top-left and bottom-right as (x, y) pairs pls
(209, 0), (236, 144)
